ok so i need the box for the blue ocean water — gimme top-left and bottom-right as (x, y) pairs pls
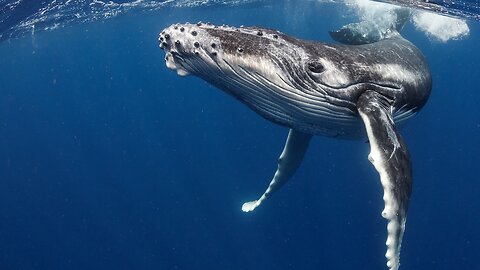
(0, 1), (479, 270)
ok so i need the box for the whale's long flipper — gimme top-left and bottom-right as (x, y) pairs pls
(357, 90), (412, 270)
(242, 129), (312, 212)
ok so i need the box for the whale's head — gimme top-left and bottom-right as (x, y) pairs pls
(158, 22), (430, 137)
(158, 22), (355, 133)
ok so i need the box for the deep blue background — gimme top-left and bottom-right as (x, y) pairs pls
(0, 2), (479, 270)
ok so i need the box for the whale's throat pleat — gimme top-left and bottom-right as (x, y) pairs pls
(205, 54), (361, 138)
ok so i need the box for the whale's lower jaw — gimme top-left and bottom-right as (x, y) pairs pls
(197, 67), (360, 138)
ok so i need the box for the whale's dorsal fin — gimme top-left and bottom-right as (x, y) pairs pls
(329, 8), (411, 45)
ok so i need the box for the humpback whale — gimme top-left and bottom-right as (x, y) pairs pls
(158, 15), (431, 270)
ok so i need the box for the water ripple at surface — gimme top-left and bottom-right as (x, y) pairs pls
(0, 0), (479, 42)
(0, 0), (258, 42)
(375, 0), (480, 21)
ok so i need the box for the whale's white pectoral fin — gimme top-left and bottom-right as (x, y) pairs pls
(357, 91), (412, 270)
(242, 129), (312, 212)
(241, 199), (261, 212)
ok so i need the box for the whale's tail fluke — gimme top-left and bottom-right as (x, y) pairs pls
(329, 7), (411, 45)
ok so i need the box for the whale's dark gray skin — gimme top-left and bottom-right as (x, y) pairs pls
(159, 22), (431, 270)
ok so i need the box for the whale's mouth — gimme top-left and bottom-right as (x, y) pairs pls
(159, 22), (224, 77)
(164, 50), (189, 76)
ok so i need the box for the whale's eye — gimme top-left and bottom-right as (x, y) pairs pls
(307, 62), (325, 73)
